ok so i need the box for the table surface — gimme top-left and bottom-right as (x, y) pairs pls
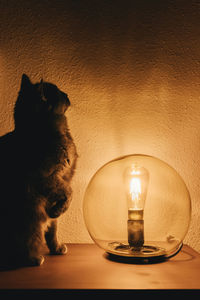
(0, 244), (200, 290)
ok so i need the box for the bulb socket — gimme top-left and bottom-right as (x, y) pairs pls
(128, 219), (144, 249)
(128, 208), (143, 220)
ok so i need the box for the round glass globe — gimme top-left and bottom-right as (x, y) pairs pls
(83, 154), (191, 259)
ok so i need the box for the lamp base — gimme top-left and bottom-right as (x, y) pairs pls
(107, 242), (166, 259)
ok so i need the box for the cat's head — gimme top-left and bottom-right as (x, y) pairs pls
(14, 74), (70, 128)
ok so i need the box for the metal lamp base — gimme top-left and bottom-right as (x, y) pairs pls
(108, 242), (166, 259)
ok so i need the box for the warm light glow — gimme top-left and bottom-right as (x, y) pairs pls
(129, 177), (141, 208)
(124, 164), (149, 210)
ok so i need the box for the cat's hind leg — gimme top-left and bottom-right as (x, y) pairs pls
(45, 219), (67, 255)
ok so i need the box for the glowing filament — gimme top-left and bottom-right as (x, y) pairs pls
(129, 178), (141, 208)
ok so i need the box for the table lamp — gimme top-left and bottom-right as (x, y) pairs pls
(83, 154), (191, 262)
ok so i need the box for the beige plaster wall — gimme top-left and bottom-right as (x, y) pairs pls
(0, 0), (200, 252)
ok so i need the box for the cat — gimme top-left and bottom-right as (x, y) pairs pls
(0, 74), (78, 269)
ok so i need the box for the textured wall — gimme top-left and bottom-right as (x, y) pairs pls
(0, 0), (200, 252)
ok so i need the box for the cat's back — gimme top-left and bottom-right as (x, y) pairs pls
(0, 131), (14, 146)
(0, 132), (16, 218)
(0, 131), (16, 167)
(0, 131), (22, 204)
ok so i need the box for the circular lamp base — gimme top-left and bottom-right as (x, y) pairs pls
(108, 242), (166, 258)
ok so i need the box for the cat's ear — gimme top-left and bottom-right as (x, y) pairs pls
(38, 79), (47, 102)
(20, 74), (32, 92)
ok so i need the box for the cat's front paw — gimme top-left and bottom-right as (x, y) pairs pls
(28, 255), (45, 266)
(50, 243), (68, 255)
(57, 244), (68, 255)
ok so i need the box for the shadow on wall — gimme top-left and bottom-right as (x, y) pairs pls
(0, 0), (200, 250)
(0, 0), (200, 182)
(0, 0), (199, 174)
(0, 0), (199, 88)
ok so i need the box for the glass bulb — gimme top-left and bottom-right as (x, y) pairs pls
(83, 154), (191, 259)
(123, 164), (149, 250)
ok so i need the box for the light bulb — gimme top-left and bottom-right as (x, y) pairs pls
(123, 164), (149, 250)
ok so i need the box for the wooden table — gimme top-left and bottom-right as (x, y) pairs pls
(0, 244), (199, 293)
